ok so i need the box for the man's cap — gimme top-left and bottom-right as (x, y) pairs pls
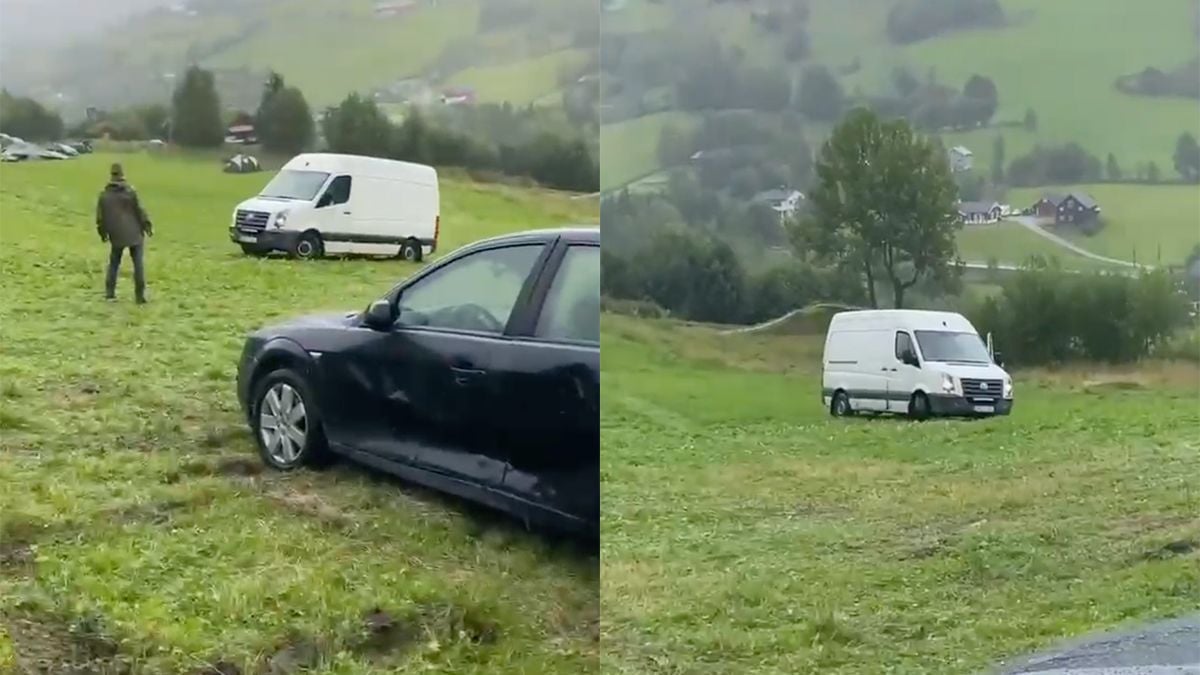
(110, 163), (124, 178)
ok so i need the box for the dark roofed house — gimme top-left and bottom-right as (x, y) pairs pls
(958, 201), (1002, 224)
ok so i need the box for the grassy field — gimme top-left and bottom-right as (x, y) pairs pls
(207, 0), (482, 105)
(0, 152), (598, 674)
(602, 0), (1198, 192)
(449, 48), (590, 106)
(600, 313), (1200, 674)
(600, 112), (698, 191)
(1006, 184), (1200, 266)
(955, 221), (1105, 269)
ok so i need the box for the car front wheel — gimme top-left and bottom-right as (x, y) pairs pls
(250, 369), (330, 469)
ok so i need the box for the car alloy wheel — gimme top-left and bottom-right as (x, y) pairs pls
(259, 382), (308, 465)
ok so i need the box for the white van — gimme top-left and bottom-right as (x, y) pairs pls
(229, 153), (440, 261)
(821, 310), (1013, 419)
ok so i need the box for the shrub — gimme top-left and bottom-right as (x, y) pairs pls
(970, 262), (1190, 365)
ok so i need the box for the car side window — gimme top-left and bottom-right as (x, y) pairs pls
(396, 244), (544, 334)
(535, 245), (600, 343)
(895, 331), (915, 361)
(317, 175), (351, 208)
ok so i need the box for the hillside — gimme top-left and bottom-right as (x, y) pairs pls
(1, 0), (597, 115)
(601, 0), (1200, 266)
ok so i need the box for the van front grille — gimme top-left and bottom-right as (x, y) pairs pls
(236, 210), (270, 231)
(961, 378), (1003, 400)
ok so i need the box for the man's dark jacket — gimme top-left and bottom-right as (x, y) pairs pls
(96, 181), (152, 248)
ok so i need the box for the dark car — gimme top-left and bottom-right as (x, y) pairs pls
(236, 228), (600, 536)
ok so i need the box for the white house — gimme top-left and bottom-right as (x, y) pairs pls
(958, 201), (1002, 224)
(753, 188), (806, 218)
(949, 146), (973, 173)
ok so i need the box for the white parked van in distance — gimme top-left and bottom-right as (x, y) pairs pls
(229, 153), (440, 261)
(822, 310), (1013, 419)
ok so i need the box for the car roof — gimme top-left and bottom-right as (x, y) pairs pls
(465, 226), (599, 251)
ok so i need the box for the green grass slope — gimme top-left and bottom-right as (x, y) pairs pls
(449, 48), (590, 106)
(0, 152), (598, 674)
(206, 0), (483, 106)
(600, 111), (698, 191)
(602, 0), (1198, 190)
(600, 313), (1200, 674)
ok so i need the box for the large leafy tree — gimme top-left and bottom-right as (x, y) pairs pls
(320, 93), (393, 157)
(1174, 131), (1200, 182)
(171, 66), (224, 148)
(256, 72), (314, 155)
(794, 107), (961, 308)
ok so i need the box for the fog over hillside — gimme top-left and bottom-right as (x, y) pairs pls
(0, 0), (173, 49)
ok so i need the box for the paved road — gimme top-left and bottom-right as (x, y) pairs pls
(995, 614), (1200, 674)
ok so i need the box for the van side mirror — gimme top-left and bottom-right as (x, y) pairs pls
(316, 192), (333, 208)
(902, 351), (920, 368)
(993, 351), (1005, 367)
(364, 299), (395, 329)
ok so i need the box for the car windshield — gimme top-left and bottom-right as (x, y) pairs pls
(914, 330), (991, 364)
(259, 170), (329, 200)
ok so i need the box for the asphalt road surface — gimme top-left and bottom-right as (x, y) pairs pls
(996, 614), (1200, 674)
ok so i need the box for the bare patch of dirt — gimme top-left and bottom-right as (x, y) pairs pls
(188, 660), (242, 675)
(267, 492), (352, 530)
(199, 426), (246, 450)
(262, 634), (322, 674)
(0, 514), (48, 577)
(2, 610), (129, 675)
(351, 602), (499, 662)
(1142, 539), (1199, 561)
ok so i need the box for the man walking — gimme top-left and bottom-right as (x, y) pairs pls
(96, 163), (153, 303)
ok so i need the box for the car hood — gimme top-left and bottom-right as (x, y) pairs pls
(253, 311), (361, 337)
(927, 362), (1009, 380)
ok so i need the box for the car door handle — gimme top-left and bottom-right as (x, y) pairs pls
(451, 366), (485, 386)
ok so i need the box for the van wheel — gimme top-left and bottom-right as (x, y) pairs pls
(830, 391), (853, 417)
(908, 392), (931, 421)
(399, 238), (422, 262)
(292, 232), (323, 260)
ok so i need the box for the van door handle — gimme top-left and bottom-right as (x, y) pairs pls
(342, 210), (352, 215)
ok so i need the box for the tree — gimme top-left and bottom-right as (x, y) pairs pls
(796, 64), (845, 122)
(0, 90), (64, 140)
(891, 66), (921, 98)
(257, 74), (314, 155)
(171, 66), (224, 147)
(1023, 107), (1038, 132)
(1106, 153), (1122, 181)
(795, 108), (961, 308)
(1147, 161), (1162, 183)
(1173, 131), (1200, 182)
(991, 134), (1005, 183)
(321, 93), (393, 157)
(784, 26), (811, 62)
(962, 74), (998, 124)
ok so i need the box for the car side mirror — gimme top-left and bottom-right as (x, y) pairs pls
(364, 299), (395, 329)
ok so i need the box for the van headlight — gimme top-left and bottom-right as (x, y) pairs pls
(941, 373), (955, 394)
(1003, 378), (1013, 399)
(274, 211), (289, 228)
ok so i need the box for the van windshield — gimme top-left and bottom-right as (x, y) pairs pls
(914, 330), (991, 364)
(259, 170), (330, 200)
